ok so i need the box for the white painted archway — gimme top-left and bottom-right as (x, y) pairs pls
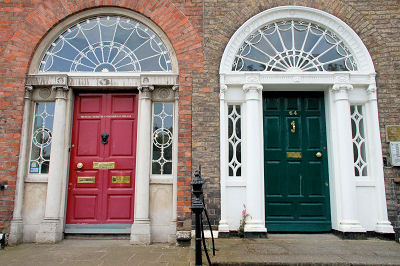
(219, 6), (394, 234)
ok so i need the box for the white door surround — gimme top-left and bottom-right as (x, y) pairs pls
(218, 6), (394, 234)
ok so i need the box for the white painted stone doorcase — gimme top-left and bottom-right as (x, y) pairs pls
(9, 7), (179, 244)
(219, 6), (394, 234)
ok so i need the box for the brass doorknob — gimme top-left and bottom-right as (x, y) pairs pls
(316, 152), (322, 158)
(77, 162), (83, 168)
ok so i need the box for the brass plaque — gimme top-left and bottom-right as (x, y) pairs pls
(93, 162), (115, 169)
(77, 176), (95, 184)
(287, 152), (302, 159)
(112, 176), (130, 184)
(386, 125), (400, 142)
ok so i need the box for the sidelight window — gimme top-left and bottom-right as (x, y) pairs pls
(351, 105), (367, 176)
(152, 102), (174, 175)
(228, 105), (242, 177)
(29, 102), (55, 174)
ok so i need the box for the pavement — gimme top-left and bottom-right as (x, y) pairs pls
(0, 234), (399, 265)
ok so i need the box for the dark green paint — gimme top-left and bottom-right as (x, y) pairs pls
(263, 92), (331, 232)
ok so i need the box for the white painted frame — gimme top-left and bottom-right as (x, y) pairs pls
(219, 6), (394, 234)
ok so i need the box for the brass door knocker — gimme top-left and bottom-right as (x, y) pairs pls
(290, 120), (296, 133)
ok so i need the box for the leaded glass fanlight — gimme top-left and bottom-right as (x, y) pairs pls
(233, 20), (357, 72)
(39, 16), (172, 72)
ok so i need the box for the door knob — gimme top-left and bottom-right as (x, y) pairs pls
(77, 162), (83, 168)
(316, 152), (322, 158)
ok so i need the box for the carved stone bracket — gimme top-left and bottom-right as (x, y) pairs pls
(367, 83), (377, 101)
(172, 85), (179, 100)
(220, 84), (228, 100)
(24, 85), (34, 100)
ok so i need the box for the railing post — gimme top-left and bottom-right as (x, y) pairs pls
(191, 169), (205, 266)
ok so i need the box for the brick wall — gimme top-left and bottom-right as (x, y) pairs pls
(0, 0), (204, 233)
(200, 0), (400, 229)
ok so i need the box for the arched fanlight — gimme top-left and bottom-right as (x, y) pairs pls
(39, 16), (172, 72)
(233, 20), (357, 72)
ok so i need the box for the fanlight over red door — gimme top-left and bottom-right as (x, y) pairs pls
(66, 93), (138, 224)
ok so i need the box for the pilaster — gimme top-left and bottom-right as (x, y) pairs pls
(219, 84), (229, 232)
(9, 86), (33, 245)
(366, 82), (394, 233)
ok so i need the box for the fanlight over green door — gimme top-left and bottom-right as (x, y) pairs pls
(39, 16), (172, 72)
(233, 20), (357, 72)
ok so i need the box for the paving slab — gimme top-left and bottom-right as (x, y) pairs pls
(0, 234), (399, 265)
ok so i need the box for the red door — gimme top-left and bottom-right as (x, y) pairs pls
(66, 93), (138, 225)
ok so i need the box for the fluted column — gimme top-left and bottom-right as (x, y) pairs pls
(331, 79), (365, 233)
(131, 85), (153, 244)
(9, 86), (33, 245)
(36, 85), (69, 243)
(243, 83), (267, 234)
(365, 82), (394, 233)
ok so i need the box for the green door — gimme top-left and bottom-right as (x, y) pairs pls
(263, 92), (331, 231)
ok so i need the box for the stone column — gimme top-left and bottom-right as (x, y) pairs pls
(243, 83), (267, 235)
(131, 85), (153, 244)
(218, 85), (229, 233)
(9, 86), (33, 244)
(331, 78), (365, 233)
(365, 83), (394, 233)
(36, 85), (69, 243)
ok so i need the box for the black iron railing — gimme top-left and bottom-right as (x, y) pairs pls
(191, 167), (215, 266)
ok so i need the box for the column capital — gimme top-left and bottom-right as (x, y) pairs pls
(331, 83), (353, 93)
(52, 85), (69, 100)
(243, 83), (263, 101)
(138, 85), (154, 99)
(331, 83), (352, 101)
(24, 85), (33, 100)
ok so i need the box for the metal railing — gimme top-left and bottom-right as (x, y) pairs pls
(191, 167), (215, 266)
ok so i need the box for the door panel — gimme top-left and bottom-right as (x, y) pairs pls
(67, 93), (138, 225)
(263, 92), (331, 231)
